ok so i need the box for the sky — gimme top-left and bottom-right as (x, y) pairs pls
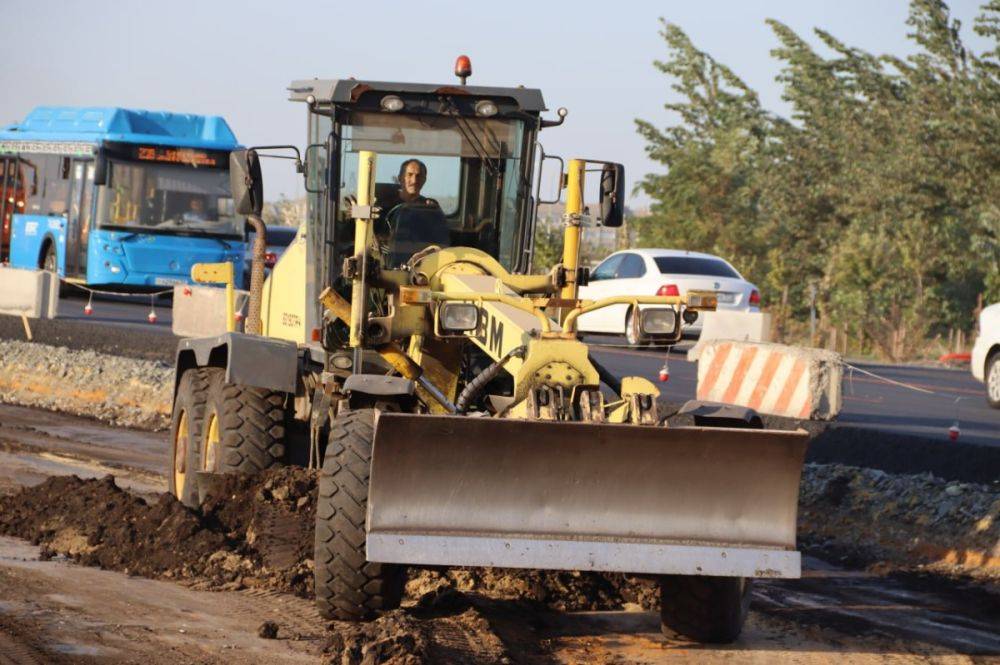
(1, 0), (992, 206)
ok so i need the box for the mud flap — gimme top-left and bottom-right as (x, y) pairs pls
(366, 414), (808, 578)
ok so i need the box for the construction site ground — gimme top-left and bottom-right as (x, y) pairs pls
(0, 401), (997, 664)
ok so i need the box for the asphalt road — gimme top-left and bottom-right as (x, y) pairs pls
(51, 294), (1000, 447)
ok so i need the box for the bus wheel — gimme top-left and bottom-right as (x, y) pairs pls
(42, 244), (57, 273)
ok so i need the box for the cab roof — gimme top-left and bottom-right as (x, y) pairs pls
(287, 79), (546, 113)
(0, 106), (240, 150)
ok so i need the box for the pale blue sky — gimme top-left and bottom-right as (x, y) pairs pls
(1, 1), (991, 205)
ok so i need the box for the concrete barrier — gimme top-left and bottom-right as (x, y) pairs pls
(0, 266), (58, 319)
(686, 310), (771, 360)
(691, 340), (842, 420)
(172, 284), (248, 338)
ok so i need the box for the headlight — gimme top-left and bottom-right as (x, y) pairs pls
(381, 95), (405, 112)
(640, 308), (677, 336)
(475, 99), (498, 117)
(440, 302), (480, 332)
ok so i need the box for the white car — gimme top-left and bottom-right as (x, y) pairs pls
(577, 249), (761, 345)
(971, 302), (1000, 408)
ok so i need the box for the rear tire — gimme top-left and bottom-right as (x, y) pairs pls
(659, 575), (752, 644)
(201, 380), (286, 474)
(987, 352), (1000, 409)
(168, 368), (219, 508)
(314, 409), (405, 621)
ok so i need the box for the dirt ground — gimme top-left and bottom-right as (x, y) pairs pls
(0, 402), (998, 664)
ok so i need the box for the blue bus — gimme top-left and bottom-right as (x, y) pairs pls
(0, 106), (245, 288)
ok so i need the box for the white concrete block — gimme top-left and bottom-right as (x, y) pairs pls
(0, 266), (58, 319)
(172, 285), (248, 338)
(694, 340), (843, 420)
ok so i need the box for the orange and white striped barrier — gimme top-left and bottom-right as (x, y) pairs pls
(692, 341), (842, 420)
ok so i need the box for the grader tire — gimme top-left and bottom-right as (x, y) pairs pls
(168, 367), (219, 508)
(659, 575), (752, 644)
(314, 409), (405, 621)
(202, 380), (286, 474)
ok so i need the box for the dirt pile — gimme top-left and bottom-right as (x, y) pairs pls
(799, 463), (1000, 576)
(407, 567), (657, 612)
(0, 467), (318, 594)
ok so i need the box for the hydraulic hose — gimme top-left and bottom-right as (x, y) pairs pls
(455, 346), (526, 414)
(588, 355), (622, 398)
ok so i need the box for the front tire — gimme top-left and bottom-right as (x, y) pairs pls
(659, 575), (752, 644)
(314, 409), (405, 621)
(41, 244), (57, 274)
(201, 380), (286, 474)
(987, 352), (1000, 409)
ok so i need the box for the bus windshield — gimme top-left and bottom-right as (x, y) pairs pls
(336, 111), (530, 269)
(99, 160), (241, 238)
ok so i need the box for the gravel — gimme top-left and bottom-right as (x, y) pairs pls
(799, 463), (1000, 577)
(0, 338), (172, 430)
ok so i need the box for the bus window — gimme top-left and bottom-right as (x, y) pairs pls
(100, 160), (240, 238)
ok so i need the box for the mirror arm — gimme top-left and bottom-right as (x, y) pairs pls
(249, 145), (304, 173)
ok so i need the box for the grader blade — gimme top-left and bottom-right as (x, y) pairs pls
(366, 413), (809, 579)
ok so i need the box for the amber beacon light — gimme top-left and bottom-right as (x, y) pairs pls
(454, 55), (472, 85)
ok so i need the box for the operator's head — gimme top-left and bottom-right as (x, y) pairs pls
(397, 159), (427, 202)
(189, 197), (205, 212)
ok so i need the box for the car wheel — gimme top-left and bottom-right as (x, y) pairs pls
(987, 352), (1000, 409)
(625, 308), (648, 347)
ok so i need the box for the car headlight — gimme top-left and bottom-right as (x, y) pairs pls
(439, 302), (480, 332)
(640, 308), (677, 336)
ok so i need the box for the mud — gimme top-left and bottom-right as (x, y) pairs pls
(0, 467), (318, 596)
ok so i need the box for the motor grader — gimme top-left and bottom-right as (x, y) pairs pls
(168, 61), (807, 643)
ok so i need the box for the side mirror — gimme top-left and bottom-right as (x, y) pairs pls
(93, 150), (108, 186)
(599, 162), (624, 227)
(304, 143), (328, 194)
(230, 149), (264, 216)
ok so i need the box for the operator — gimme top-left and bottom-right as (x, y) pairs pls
(182, 196), (208, 223)
(376, 158), (438, 235)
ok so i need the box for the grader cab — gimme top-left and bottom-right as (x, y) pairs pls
(169, 61), (807, 643)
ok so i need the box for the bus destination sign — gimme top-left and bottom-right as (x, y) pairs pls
(133, 145), (223, 167)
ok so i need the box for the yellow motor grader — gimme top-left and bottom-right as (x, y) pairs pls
(168, 63), (807, 643)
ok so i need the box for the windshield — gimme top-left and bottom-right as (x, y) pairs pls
(336, 111), (529, 269)
(654, 256), (741, 279)
(97, 160), (241, 238)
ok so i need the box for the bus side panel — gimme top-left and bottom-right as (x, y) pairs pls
(86, 228), (244, 287)
(9, 214), (67, 277)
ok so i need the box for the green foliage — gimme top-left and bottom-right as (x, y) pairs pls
(637, 1), (1000, 360)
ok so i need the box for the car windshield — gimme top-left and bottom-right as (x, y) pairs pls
(337, 111), (529, 269)
(98, 160), (241, 238)
(654, 256), (741, 279)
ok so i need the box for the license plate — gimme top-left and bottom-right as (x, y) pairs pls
(716, 292), (736, 304)
(154, 277), (185, 286)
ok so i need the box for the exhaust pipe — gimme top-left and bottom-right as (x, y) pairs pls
(245, 214), (267, 335)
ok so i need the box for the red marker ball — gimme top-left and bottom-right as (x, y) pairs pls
(84, 305), (93, 315)
(147, 311), (158, 324)
(948, 424), (960, 441)
(658, 368), (670, 382)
